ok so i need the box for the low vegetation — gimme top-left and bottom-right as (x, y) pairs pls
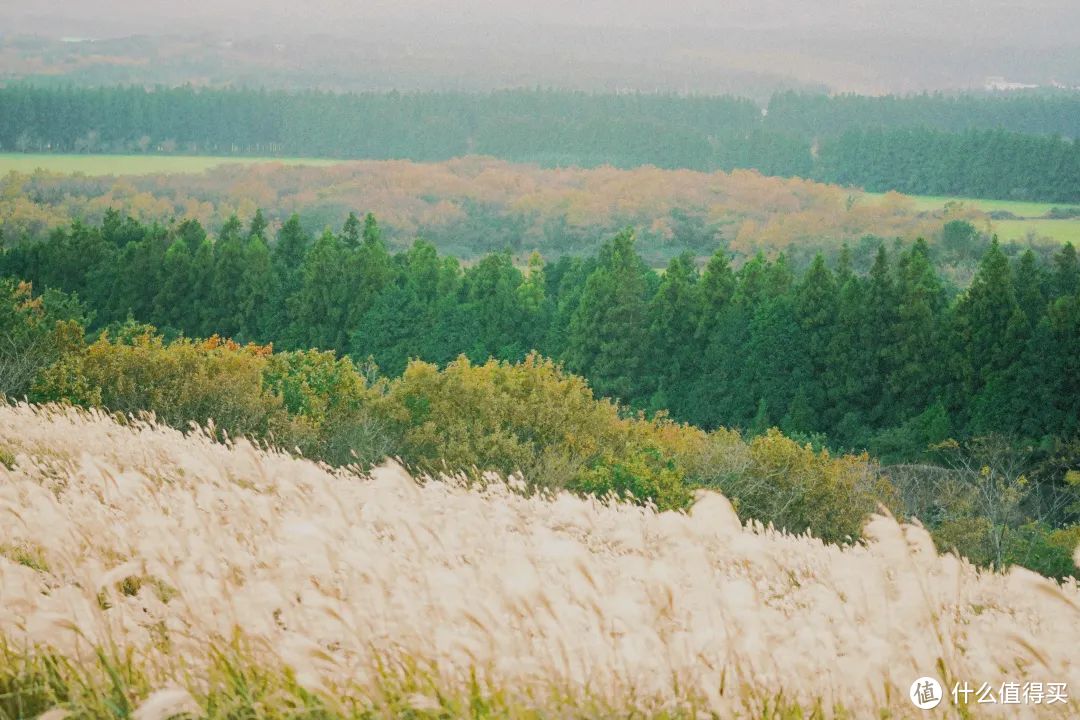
(0, 404), (1078, 718)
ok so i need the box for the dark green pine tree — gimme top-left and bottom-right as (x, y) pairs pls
(746, 286), (805, 434)
(696, 250), (736, 340)
(734, 253), (770, 306)
(248, 208), (269, 243)
(238, 234), (276, 343)
(793, 254), (838, 430)
(153, 239), (195, 334)
(565, 229), (651, 403)
(175, 218), (207, 252)
(827, 273), (872, 444)
(862, 244), (898, 426)
(290, 229), (351, 354)
(646, 252), (701, 415)
(272, 213), (311, 336)
(460, 251), (527, 363)
(412, 246), (467, 365)
(888, 239), (946, 422)
(343, 213), (393, 333)
(1022, 292), (1080, 439)
(781, 384), (816, 437)
(189, 237), (216, 337)
(1051, 242), (1078, 297)
(748, 397), (771, 437)
(544, 256), (596, 360)
(691, 253), (763, 428)
(351, 239), (454, 374)
(1012, 248), (1048, 326)
(515, 251), (550, 354)
(835, 243), (855, 286)
(952, 238), (1021, 431)
(205, 215), (247, 338)
(340, 211), (362, 250)
(686, 251), (737, 426)
(350, 282), (424, 377)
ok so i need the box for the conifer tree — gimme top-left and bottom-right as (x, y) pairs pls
(153, 240), (195, 333)
(647, 252), (700, 413)
(206, 215), (247, 338)
(888, 239), (946, 420)
(696, 250), (736, 340)
(238, 234), (276, 342)
(862, 244), (897, 425)
(794, 254), (838, 426)
(953, 238), (1019, 395)
(516, 252), (551, 356)
(344, 213), (392, 332)
(248, 208), (268, 242)
(461, 251), (527, 362)
(290, 229), (350, 353)
(340, 211), (362, 249)
(1013, 249), (1047, 326)
(565, 229), (651, 402)
(1052, 242), (1078, 297)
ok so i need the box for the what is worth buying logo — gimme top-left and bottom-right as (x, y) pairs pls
(910, 677), (943, 710)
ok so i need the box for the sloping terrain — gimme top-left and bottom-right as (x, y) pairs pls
(1, 403), (1078, 717)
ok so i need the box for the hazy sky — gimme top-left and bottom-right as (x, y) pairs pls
(4, 1), (1078, 93)
(6, 0), (1078, 41)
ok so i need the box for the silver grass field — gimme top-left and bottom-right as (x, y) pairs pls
(1, 403), (1078, 718)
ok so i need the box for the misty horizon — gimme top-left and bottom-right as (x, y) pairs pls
(3, 1), (1079, 94)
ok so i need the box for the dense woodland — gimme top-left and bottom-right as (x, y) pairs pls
(2, 85), (1079, 201)
(765, 91), (1080, 138)
(816, 128), (1080, 204)
(3, 209), (1079, 459)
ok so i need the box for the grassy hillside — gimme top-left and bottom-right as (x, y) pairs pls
(1, 403), (1078, 718)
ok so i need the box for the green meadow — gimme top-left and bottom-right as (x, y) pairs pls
(867, 192), (1080, 244)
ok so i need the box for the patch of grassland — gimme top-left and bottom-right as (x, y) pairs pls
(0, 153), (347, 176)
(992, 218), (1080, 245)
(865, 192), (1080, 244)
(865, 192), (1073, 218)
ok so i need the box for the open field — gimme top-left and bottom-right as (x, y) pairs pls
(0, 153), (346, 175)
(867, 192), (1080, 245)
(992, 218), (1080, 245)
(1, 404), (1079, 718)
(865, 193), (1073, 218)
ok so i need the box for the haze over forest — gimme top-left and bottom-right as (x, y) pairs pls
(4, 0), (1080, 94)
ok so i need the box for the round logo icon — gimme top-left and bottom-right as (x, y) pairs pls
(910, 677), (944, 709)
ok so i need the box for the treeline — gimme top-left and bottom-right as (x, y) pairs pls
(767, 91), (1080, 139)
(817, 128), (1080, 204)
(0, 85), (798, 173)
(3, 210), (1079, 460)
(3, 85), (1080, 201)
